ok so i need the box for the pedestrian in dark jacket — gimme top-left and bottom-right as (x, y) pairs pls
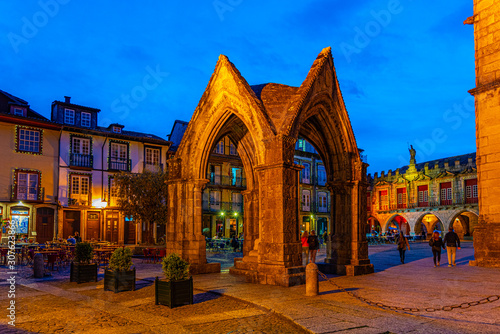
(429, 231), (445, 267)
(231, 236), (239, 252)
(444, 227), (461, 267)
(307, 230), (319, 264)
(396, 232), (410, 264)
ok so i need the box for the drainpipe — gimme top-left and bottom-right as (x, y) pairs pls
(55, 128), (63, 239)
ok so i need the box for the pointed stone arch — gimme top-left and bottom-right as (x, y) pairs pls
(166, 47), (373, 285)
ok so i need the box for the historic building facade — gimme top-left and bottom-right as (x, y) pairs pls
(466, 0), (500, 267)
(52, 97), (171, 245)
(0, 90), (60, 244)
(367, 149), (479, 239)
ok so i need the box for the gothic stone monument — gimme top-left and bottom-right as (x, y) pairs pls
(166, 47), (374, 286)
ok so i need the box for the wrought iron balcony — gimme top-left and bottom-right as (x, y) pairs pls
(202, 200), (244, 213)
(206, 173), (246, 188)
(70, 153), (93, 169)
(108, 157), (131, 172)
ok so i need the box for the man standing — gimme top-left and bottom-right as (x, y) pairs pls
(444, 226), (461, 267)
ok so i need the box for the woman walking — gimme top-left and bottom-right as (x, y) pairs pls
(307, 230), (320, 264)
(396, 231), (410, 264)
(429, 231), (446, 267)
(301, 231), (309, 265)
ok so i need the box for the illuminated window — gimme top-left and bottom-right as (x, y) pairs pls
(302, 190), (311, 211)
(70, 174), (90, 205)
(215, 140), (225, 154)
(379, 190), (388, 210)
(318, 192), (327, 212)
(16, 171), (39, 201)
(145, 147), (160, 165)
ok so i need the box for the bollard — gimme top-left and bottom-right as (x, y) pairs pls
(306, 262), (319, 296)
(33, 253), (44, 278)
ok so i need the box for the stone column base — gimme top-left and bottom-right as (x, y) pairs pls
(230, 258), (305, 287)
(190, 262), (221, 275)
(345, 263), (374, 276)
(470, 223), (500, 268)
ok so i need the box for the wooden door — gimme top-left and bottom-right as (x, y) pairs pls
(36, 208), (54, 243)
(63, 210), (81, 239)
(124, 217), (136, 244)
(86, 212), (100, 241)
(105, 212), (119, 243)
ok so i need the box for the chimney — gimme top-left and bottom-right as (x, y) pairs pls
(64, 96), (71, 103)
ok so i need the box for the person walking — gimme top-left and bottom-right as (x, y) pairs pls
(444, 226), (461, 267)
(307, 230), (320, 264)
(429, 231), (446, 267)
(301, 231), (309, 265)
(396, 231), (410, 264)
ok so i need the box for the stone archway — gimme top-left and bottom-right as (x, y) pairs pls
(166, 48), (373, 286)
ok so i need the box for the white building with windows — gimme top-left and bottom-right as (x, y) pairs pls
(52, 97), (171, 244)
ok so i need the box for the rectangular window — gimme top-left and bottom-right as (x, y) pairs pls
(215, 140), (225, 154)
(465, 179), (478, 203)
(231, 167), (243, 187)
(145, 147), (160, 165)
(302, 163), (311, 184)
(229, 142), (237, 155)
(112, 126), (121, 133)
(440, 182), (452, 205)
(110, 142), (129, 171)
(317, 165), (326, 186)
(210, 165), (221, 185)
(210, 191), (221, 210)
(302, 190), (311, 211)
(81, 112), (91, 127)
(18, 128), (41, 153)
(379, 190), (388, 210)
(71, 175), (90, 205)
(396, 188), (407, 209)
(64, 109), (75, 125)
(232, 192), (243, 212)
(13, 108), (24, 116)
(318, 192), (327, 212)
(16, 172), (39, 201)
(72, 137), (90, 155)
(417, 185), (428, 207)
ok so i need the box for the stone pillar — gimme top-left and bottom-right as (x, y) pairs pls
(467, 0), (500, 267)
(241, 189), (259, 256)
(166, 158), (220, 274)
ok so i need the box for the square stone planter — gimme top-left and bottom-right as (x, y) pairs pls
(70, 262), (98, 283)
(155, 276), (193, 308)
(104, 268), (136, 293)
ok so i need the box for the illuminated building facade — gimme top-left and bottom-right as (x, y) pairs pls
(0, 89), (60, 243)
(367, 149), (479, 239)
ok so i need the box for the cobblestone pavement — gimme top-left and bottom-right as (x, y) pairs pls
(0, 253), (307, 334)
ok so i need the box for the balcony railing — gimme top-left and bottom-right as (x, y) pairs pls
(108, 157), (131, 172)
(70, 153), (93, 169)
(11, 185), (44, 202)
(379, 198), (478, 212)
(202, 200), (244, 213)
(143, 162), (163, 172)
(206, 173), (246, 188)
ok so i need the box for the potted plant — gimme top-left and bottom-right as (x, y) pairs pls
(155, 253), (193, 308)
(104, 247), (135, 293)
(70, 242), (97, 283)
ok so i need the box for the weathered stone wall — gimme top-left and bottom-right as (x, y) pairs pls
(469, 0), (500, 267)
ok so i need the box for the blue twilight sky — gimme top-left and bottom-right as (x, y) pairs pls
(0, 0), (476, 174)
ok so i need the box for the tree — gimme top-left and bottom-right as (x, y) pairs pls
(114, 170), (168, 244)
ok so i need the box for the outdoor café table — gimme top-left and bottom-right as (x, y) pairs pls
(94, 249), (113, 265)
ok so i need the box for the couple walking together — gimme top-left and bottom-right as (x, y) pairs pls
(301, 230), (319, 265)
(428, 227), (461, 267)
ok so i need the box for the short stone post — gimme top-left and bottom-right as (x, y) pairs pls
(306, 263), (318, 296)
(33, 253), (44, 278)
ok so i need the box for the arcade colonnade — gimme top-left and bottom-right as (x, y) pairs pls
(165, 48), (374, 286)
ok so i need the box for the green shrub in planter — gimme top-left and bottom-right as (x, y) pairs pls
(104, 247), (135, 293)
(70, 242), (97, 283)
(156, 253), (192, 308)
